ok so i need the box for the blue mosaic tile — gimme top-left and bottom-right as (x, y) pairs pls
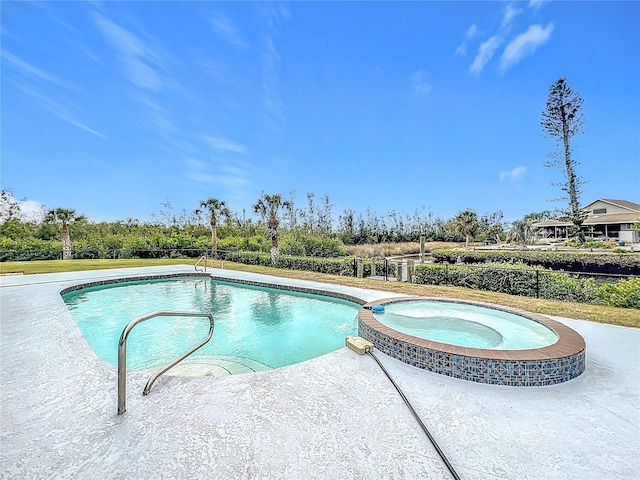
(358, 309), (585, 386)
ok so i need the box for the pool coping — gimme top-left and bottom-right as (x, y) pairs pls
(60, 271), (370, 307)
(358, 297), (586, 386)
(59, 271), (213, 295)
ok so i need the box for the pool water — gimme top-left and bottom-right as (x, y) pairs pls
(63, 278), (359, 371)
(374, 300), (558, 350)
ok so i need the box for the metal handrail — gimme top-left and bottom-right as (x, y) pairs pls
(195, 255), (208, 272)
(117, 310), (215, 415)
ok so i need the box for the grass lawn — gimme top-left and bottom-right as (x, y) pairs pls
(2, 258), (638, 328)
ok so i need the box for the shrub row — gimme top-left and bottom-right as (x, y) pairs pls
(0, 233), (347, 261)
(596, 278), (640, 309)
(0, 245), (208, 261)
(218, 251), (396, 278)
(219, 251), (352, 275)
(431, 248), (640, 275)
(414, 263), (639, 307)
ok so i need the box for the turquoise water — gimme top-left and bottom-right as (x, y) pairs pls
(63, 278), (359, 371)
(375, 301), (558, 350)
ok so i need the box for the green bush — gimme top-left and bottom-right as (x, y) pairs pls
(280, 233), (346, 258)
(218, 235), (268, 253)
(0, 237), (62, 261)
(414, 262), (600, 303)
(431, 248), (640, 275)
(538, 270), (598, 304)
(219, 250), (356, 275)
(578, 240), (614, 249)
(121, 237), (147, 259)
(596, 278), (640, 308)
(280, 236), (306, 256)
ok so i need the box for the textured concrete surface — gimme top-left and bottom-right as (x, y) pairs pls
(1, 266), (639, 479)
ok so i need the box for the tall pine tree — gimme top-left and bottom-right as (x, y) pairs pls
(541, 77), (587, 242)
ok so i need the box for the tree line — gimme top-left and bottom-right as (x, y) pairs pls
(1, 187), (516, 261)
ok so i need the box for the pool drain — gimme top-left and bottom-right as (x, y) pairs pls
(346, 336), (462, 480)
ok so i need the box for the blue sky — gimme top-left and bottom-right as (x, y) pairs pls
(2, 1), (639, 224)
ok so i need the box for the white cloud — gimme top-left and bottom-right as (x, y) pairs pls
(499, 166), (527, 181)
(202, 136), (247, 154)
(134, 95), (176, 133)
(218, 164), (248, 176)
(187, 166), (249, 188)
(185, 154), (250, 188)
(411, 70), (432, 96)
(184, 157), (208, 170)
(257, 4), (291, 135)
(94, 14), (163, 91)
(260, 1), (292, 31)
(2, 51), (71, 88)
(1, 191), (46, 222)
(262, 37), (286, 128)
(455, 24), (479, 57)
(502, 4), (523, 29)
(209, 12), (248, 48)
(18, 200), (47, 222)
(470, 36), (501, 75)
(188, 171), (216, 184)
(4, 48), (105, 138)
(500, 23), (554, 72)
(462, 2), (553, 74)
(14, 84), (106, 138)
(213, 174), (250, 188)
(528, 0), (550, 11)
(54, 112), (107, 139)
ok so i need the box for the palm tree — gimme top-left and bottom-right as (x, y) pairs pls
(46, 208), (85, 260)
(195, 198), (230, 258)
(253, 193), (292, 264)
(506, 217), (539, 248)
(453, 210), (478, 248)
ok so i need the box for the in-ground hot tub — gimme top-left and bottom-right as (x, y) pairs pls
(358, 297), (586, 386)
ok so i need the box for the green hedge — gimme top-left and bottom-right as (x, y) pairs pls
(218, 251), (354, 275)
(280, 233), (346, 258)
(596, 278), (640, 309)
(217, 235), (268, 252)
(431, 248), (640, 275)
(217, 251), (397, 278)
(1, 233), (346, 261)
(414, 263), (640, 307)
(0, 238), (61, 261)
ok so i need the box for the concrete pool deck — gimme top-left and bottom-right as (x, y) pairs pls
(1, 265), (638, 479)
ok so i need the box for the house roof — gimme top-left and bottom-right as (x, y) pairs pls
(584, 212), (640, 225)
(584, 199), (640, 212)
(532, 199), (640, 229)
(532, 220), (573, 228)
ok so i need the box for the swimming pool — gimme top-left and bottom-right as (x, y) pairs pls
(63, 275), (360, 374)
(359, 297), (586, 386)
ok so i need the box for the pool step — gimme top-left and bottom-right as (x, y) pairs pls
(165, 355), (272, 377)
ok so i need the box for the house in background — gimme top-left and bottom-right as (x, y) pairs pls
(532, 219), (573, 242)
(582, 199), (640, 243)
(532, 199), (640, 243)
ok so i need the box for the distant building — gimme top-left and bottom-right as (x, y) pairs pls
(583, 199), (640, 243)
(532, 219), (573, 241)
(533, 199), (640, 243)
